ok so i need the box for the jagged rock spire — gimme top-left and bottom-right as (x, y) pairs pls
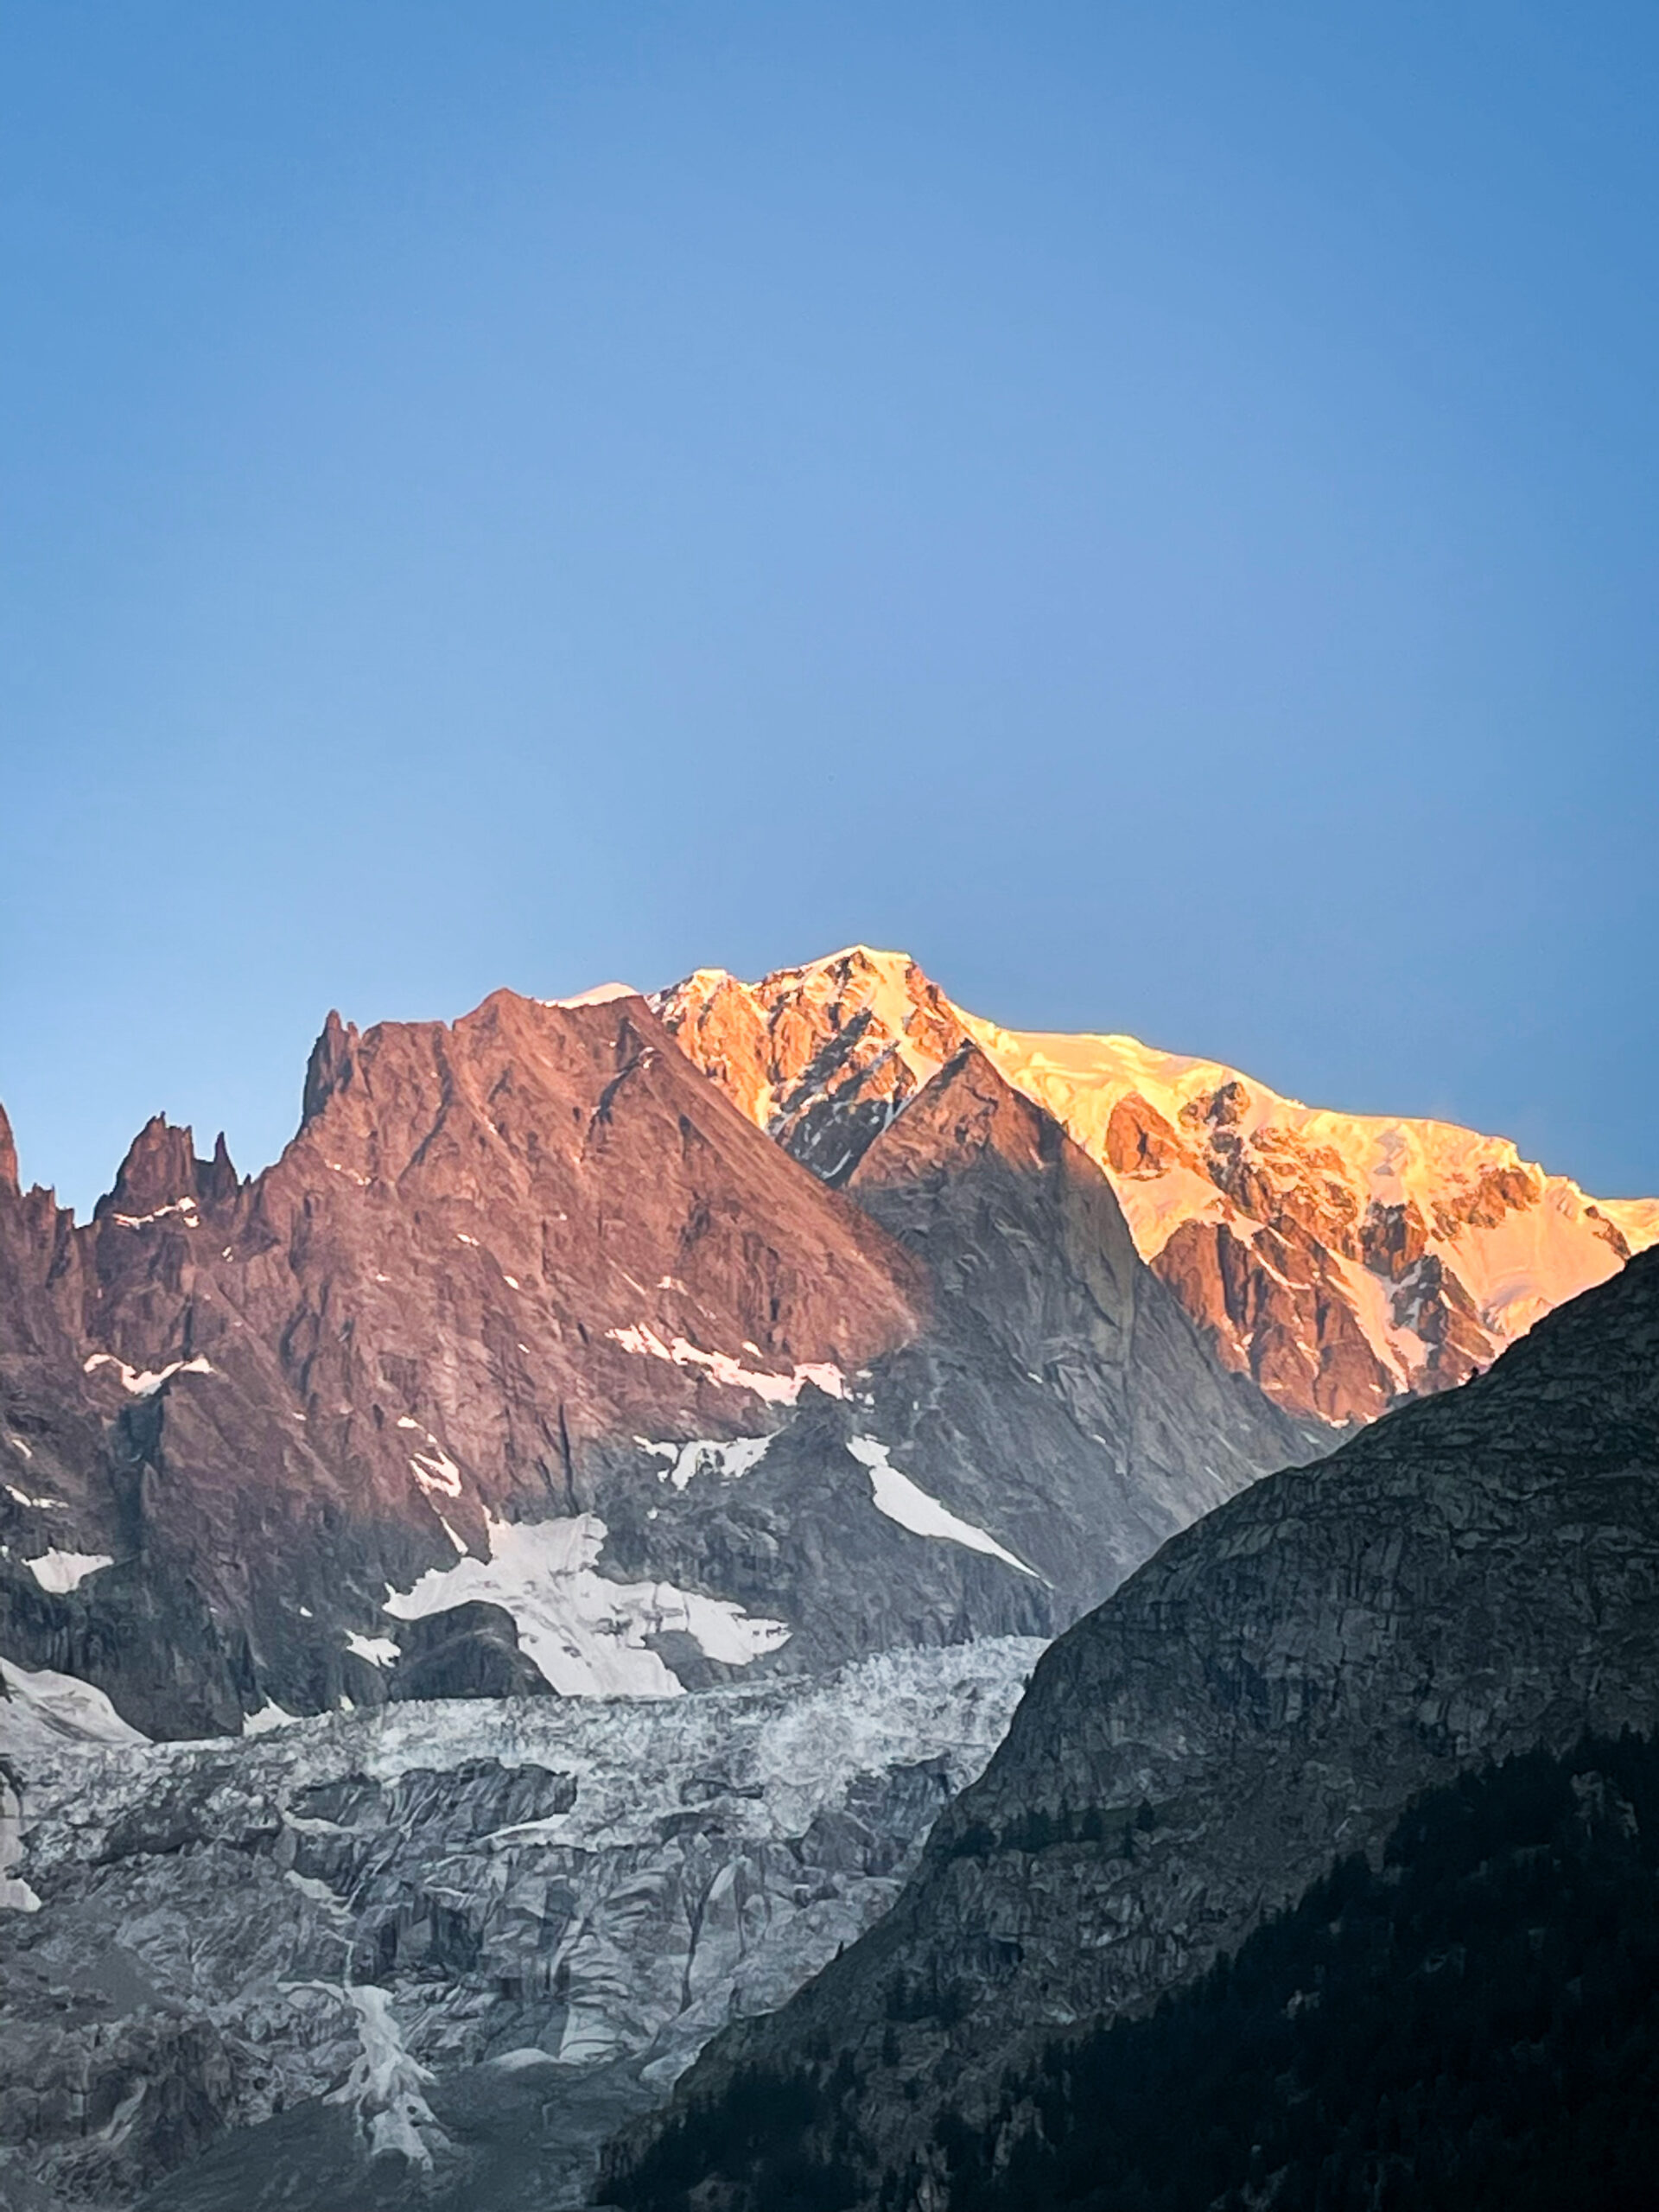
(95, 1115), (203, 1223)
(0, 1100), (17, 1200)
(302, 1009), (357, 1125)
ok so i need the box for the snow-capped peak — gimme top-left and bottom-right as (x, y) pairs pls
(657, 946), (1659, 1426)
(538, 981), (640, 1010)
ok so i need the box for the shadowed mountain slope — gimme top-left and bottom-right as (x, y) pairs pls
(606, 1245), (1659, 2212)
(614, 1733), (1659, 2212)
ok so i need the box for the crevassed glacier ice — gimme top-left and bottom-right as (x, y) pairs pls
(0, 1637), (1042, 2210)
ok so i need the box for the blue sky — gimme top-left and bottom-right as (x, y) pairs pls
(3, 3), (1656, 1214)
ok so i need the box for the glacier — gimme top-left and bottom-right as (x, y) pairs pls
(0, 1637), (1042, 2210)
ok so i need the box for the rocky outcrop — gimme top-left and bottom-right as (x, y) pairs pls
(0, 1102), (19, 1199)
(842, 1044), (1312, 1583)
(607, 1248), (1659, 2211)
(658, 949), (968, 1185)
(658, 948), (1659, 1426)
(1151, 1214), (1403, 1422)
(0, 1640), (1040, 2211)
(386, 1604), (553, 1702)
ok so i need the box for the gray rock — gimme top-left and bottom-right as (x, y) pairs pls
(610, 1247), (1659, 2210)
(388, 1604), (555, 1703)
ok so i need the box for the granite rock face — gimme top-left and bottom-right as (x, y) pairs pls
(653, 950), (968, 1187)
(0, 1641), (1040, 2212)
(0, 988), (1299, 1739)
(843, 1044), (1311, 1583)
(385, 1602), (555, 1702)
(608, 1248), (1659, 2211)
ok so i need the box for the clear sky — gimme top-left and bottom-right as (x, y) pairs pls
(3, 3), (1656, 1215)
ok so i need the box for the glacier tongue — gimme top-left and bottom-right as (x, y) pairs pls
(0, 1639), (1042, 2211)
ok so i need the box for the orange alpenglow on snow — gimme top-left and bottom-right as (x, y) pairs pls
(657, 947), (1659, 1427)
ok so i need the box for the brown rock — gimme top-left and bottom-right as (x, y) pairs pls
(0, 988), (1300, 1737)
(1102, 1094), (1186, 1179)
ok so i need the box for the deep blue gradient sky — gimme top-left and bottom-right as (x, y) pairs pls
(3, 3), (1656, 1215)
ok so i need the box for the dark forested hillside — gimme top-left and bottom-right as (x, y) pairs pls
(609, 1733), (1659, 2212)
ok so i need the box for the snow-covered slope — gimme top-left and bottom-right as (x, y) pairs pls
(380, 1511), (791, 1697)
(959, 1010), (1659, 1420)
(658, 949), (1658, 1425)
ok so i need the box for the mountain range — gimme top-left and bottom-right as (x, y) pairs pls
(2, 944), (1654, 2211)
(6, 945), (1647, 1745)
(0, 963), (1306, 1742)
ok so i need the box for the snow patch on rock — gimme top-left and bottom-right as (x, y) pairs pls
(540, 982), (639, 1009)
(0, 1658), (149, 1757)
(82, 1351), (215, 1398)
(382, 1512), (790, 1697)
(847, 1439), (1039, 1578)
(645, 1435), (774, 1491)
(4, 1484), (65, 1511)
(246, 1701), (302, 1735)
(23, 1548), (113, 1594)
(607, 1324), (844, 1405)
(110, 1195), (199, 1230)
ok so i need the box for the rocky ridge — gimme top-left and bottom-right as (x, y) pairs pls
(607, 1245), (1659, 2211)
(658, 946), (1659, 1423)
(0, 988), (1298, 1739)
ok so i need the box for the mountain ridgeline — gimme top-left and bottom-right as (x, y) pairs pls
(658, 947), (1658, 1424)
(0, 981), (1300, 1740)
(2, 944), (1651, 1742)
